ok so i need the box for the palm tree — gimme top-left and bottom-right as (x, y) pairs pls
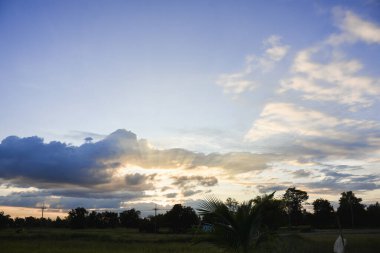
(198, 192), (275, 253)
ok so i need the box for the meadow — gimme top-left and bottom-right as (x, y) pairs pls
(0, 228), (379, 253)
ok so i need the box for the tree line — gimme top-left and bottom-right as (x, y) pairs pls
(282, 188), (380, 229)
(199, 189), (380, 253)
(1, 188), (379, 232)
(0, 203), (199, 233)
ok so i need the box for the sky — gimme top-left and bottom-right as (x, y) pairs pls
(1, 0), (380, 218)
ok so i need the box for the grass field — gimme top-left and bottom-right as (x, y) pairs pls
(0, 228), (379, 253)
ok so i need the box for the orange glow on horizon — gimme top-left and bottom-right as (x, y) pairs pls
(0, 206), (67, 219)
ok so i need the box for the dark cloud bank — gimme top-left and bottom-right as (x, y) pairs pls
(1, 129), (378, 210)
(0, 129), (268, 209)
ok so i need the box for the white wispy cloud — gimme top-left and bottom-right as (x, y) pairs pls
(279, 10), (380, 110)
(245, 102), (380, 159)
(216, 65), (257, 95)
(220, 8), (380, 202)
(260, 35), (290, 68)
(217, 35), (289, 95)
(327, 8), (380, 45)
(279, 46), (380, 110)
(246, 103), (354, 141)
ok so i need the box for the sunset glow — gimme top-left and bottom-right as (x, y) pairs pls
(1, 0), (379, 218)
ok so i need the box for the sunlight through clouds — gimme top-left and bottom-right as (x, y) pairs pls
(1, 1), (380, 216)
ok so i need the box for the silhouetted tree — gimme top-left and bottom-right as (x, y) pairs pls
(252, 194), (287, 230)
(312, 198), (335, 228)
(101, 211), (119, 228)
(53, 216), (67, 228)
(139, 218), (158, 233)
(0, 211), (12, 229)
(151, 213), (167, 228)
(87, 211), (100, 228)
(301, 209), (313, 227)
(24, 216), (38, 227)
(337, 191), (365, 228)
(86, 210), (119, 228)
(366, 202), (380, 227)
(120, 208), (141, 228)
(225, 197), (239, 213)
(14, 217), (25, 228)
(68, 207), (88, 229)
(283, 187), (308, 227)
(165, 204), (199, 233)
(40, 217), (53, 227)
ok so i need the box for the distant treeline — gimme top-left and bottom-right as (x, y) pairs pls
(0, 204), (199, 233)
(1, 189), (380, 232)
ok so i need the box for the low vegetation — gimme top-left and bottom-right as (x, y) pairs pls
(0, 228), (379, 253)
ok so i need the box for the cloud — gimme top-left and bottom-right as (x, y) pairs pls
(0, 135), (114, 186)
(246, 102), (376, 141)
(0, 129), (278, 209)
(165, 193), (177, 198)
(0, 129), (159, 189)
(171, 175), (218, 197)
(279, 46), (380, 110)
(182, 189), (203, 197)
(305, 168), (380, 194)
(278, 9), (380, 110)
(191, 152), (274, 173)
(121, 173), (157, 192)
(128, 148), (273, 176)
(256, 164), (380, 196)
(0, 190), (141, 210)
(216, 53), (257, 95)
(0, 129), (273, 188)
(125, 173), (155, 186)
(245, 103), (380, 159)
(172, 175), (218, 189)
(217, 35), (289, 95)
(64, 131), (107, 144)
(292, 169), (312, 178)
(261, 35), (290, 66)
(257, 184), (288, 194)
(327, 8), (380, 45)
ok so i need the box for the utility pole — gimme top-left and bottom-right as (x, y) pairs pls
(41, 203), (47, 219)
(149, 204), (169, 233)
(348, 195), (354, 229)
(153, 204), (158, 233)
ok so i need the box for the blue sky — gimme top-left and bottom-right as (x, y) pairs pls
(1, 0), (380, 217)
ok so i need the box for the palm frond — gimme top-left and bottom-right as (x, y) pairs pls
(198, 195), (272, 253)
(198, 192), (276, 253)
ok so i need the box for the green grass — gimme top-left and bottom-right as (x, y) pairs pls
(0, 228), (203, 243)
(0, 240), (220, 253)
(0, 228), (218, 253)
(256, 232), (380, 253)
(0, 228), (379, 253)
